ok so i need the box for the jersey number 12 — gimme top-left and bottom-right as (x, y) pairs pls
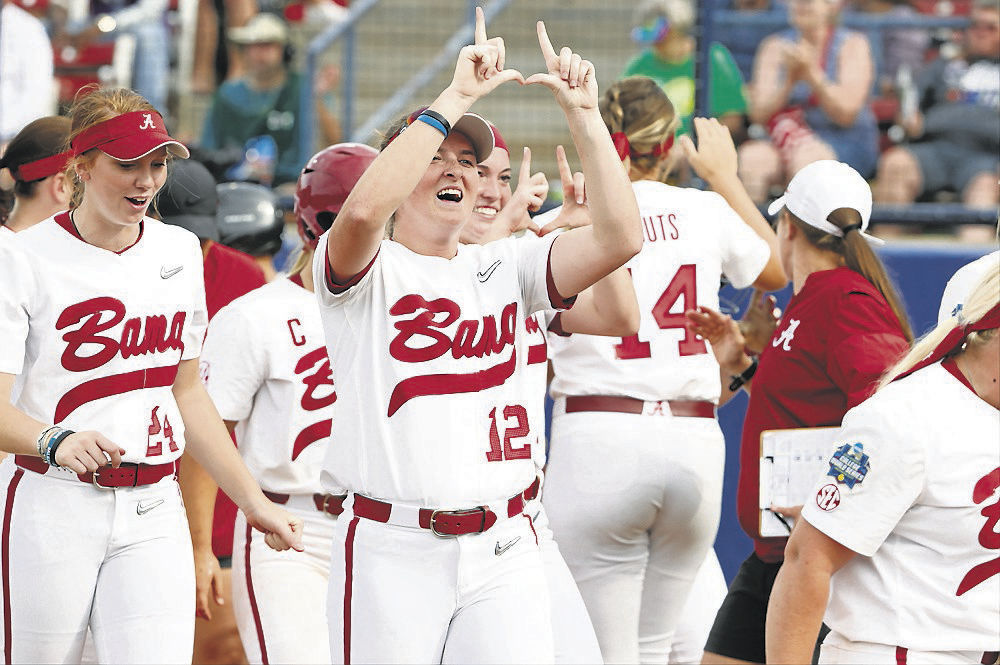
(614, 264), (707, 359)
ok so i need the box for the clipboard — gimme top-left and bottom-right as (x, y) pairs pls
(758, 427), (837, 537)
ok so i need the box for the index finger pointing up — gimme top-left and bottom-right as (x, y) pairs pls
(519, 146), (532, 185)
(474, 6), (488, 45)
(555, 145), (573, 190)
(536, 21), (557, 65)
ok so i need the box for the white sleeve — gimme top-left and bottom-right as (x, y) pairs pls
(514, 232), (573, 316)
(713, 193), (770, 290)
(312, 232), (381, 309)
(201, 303), (267, 422)
(0, 241), (33, 374)
(181, 235), (209, 360)
(801, 398), (926, 557)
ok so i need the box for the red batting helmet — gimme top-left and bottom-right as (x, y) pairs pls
(294, 142), (378, 250)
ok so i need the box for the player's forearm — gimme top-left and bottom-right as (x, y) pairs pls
(179, 453), (219, 552)
(765, 549), (830, 663)
(174, 373), (265, 512)
(572, 267), (639, 336)
(706, 173), (786, 291)
(564, 107), (642, 260)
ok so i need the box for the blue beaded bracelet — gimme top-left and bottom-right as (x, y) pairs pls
(44, 429), (74, 467)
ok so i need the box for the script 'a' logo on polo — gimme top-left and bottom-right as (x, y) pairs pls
(772, 318), (801, 352)
(139, 113), (156, 130)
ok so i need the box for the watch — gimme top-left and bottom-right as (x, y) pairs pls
(728, 357), (758, 392)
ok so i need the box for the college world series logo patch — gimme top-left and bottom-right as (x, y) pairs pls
(826, 442), (870, 489)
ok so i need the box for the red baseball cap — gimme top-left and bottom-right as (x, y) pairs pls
(488, 123), (509, 157)
(70, 110), (190, 161)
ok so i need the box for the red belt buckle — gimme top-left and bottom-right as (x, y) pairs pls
(429, 507), (493, 537)
(89, 465), (136, 489)
(316, 493), (346, 518)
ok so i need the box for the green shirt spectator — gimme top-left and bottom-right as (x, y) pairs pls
(624, 41), (747, 137)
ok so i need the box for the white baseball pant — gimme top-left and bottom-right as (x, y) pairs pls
(528, 499), (603, 664)
(543, 407), (725, 665)
(0, 458), (195, 664)
(232, 501), (335, 664)
(327, 498), (553, 664)
(819, 632), (999, 664)
(669, 549), (728, 665)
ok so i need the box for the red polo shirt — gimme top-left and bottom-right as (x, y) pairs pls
(738, 267), (909, 562)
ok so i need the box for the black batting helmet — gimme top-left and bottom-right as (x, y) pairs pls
(294, 142), (378, 250)
(216, 182), (284, 257)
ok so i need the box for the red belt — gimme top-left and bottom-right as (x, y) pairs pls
(352, 476), (541, 537)
(263, 490), (347, 517)
(14, 454), (177, 488)
(565, 395), (715, 418)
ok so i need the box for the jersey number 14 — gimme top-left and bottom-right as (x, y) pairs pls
(614, 264), (707, 359)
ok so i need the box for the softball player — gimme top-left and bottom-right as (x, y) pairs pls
(201, 143), (377, 665)
(767, 265), (1000, 664)
(461, 121), (650, 664)
(0, 87), (301, 664)
(0, 116), (71, 232)
(540, 77), (785, 665)
(687, 160), (913, 665)
(314, 12), (642, 663)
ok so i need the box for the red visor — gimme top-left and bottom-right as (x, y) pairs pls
(71, 111), (190, 161)
(895, 301), (1000, 382)
(490, 123), (509, 155)
(11, 152), (71, 182)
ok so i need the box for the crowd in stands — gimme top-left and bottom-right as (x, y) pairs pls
(1, 0), (997, 238)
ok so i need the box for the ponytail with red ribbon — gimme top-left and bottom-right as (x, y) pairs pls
(610, 131), (674, 162)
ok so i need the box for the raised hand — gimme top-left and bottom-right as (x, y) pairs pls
(524, 21), (598, 112)
(678, 117), (738, 185)
(739, 289), (781, 355)
(685, 306), (747, 375)
(54, 431), (125, 473)
(538, 145), (591, 236)
(448, 7), (524, 103)
(504, 146), (548, 234)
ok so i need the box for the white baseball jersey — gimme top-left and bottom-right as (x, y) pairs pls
(938, 251), (999, 324)
(0, 212), (207, 463)
(802, 361), (1000, 652)
(202, 275), (336, 495)
(546, 180), (770, 403)
(0, 225), (13, 236)
(311, 233), (567, 506)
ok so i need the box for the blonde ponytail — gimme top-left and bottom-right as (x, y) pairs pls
(877, 263), (1000, 390)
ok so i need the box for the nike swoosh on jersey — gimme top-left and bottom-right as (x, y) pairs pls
(136, 499), (165, 515)
(494, 536), (521, 556)
(160, 265), (184, 279)
(477, 260), (502, 283)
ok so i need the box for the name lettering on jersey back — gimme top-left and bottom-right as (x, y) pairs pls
(58, 297), (186, 372)
(386, 295), (518, 416)
(642, 214), (679, 243)
(957, 466), (1000, 596)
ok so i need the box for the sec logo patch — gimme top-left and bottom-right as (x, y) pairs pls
(816, 484), (841, 512)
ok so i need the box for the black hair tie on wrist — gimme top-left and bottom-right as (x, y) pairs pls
(841, 223), (863, 235)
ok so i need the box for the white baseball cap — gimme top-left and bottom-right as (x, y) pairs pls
(767, 160), (883, 245)
(229, 13), (289, 45)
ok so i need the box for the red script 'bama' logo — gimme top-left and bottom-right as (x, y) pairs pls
(386, 295), (518, 416)
(53, 297), (186, 421)
(957, 466), (1000, 596)
(291, 346), (336, 460)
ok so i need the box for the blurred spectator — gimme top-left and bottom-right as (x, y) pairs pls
(623, 0), (748, 139)
(0, 116), (71, 231)
(850, 0), (932, 92)
(191, 0), (256, 93)
(874, 0), (999, 219)
(0, 0), (55, 144)
(50, 0), (170, 112)
(738, 0), (879, 203)
(200, 13), (340, 186)
(732, 0), (775, 9)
